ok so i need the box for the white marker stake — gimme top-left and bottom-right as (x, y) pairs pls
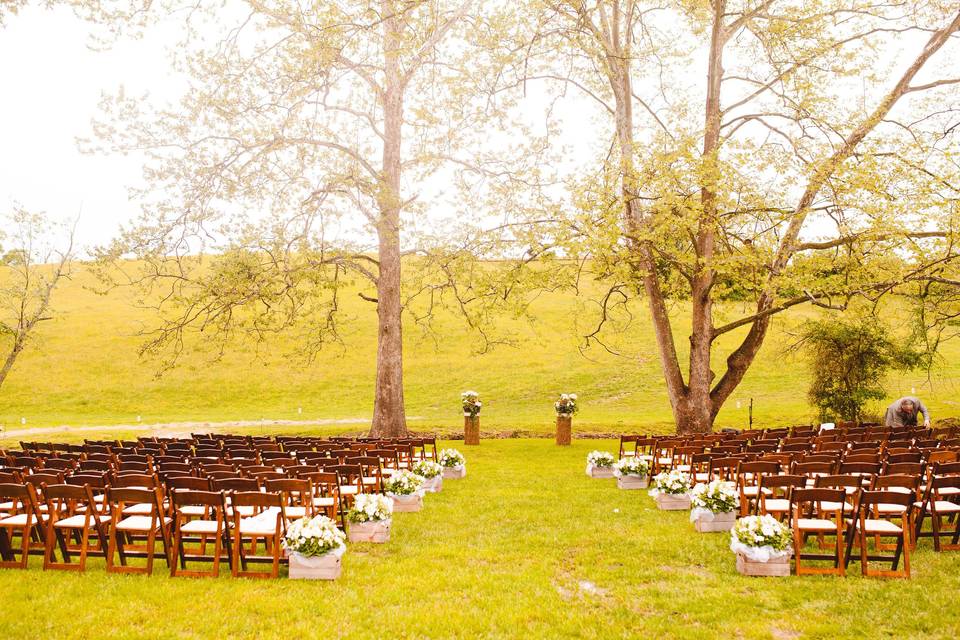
(137, 415), (142, 423)
(21, 417), (26, 425)
(298, 407), (302, 415)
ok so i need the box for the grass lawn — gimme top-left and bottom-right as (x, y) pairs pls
(4, 263), (960, 433)
(2, 436), (959, 639)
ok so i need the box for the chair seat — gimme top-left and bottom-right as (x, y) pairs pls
(693, 473), (710, 483)
(117, 515), (172, 532)
(180, 505), (210, 517)
(914, 500), (960, 513)
(938, 487), (960, 496)
(674, 465), (691, 472)
(657, 457), (672, 465)
(180, 519), (223, 534)
(885, 486), (913, 495)
(238, 517), (281, 537)
(741, 486), (772, 497)
(860, 518), (903, 534)
(0, 513), (48, 526)
(54, 514), (110, 529)
(875, 503), (909, 515)
(339, 486), (359, 496)
(313, 497), (335, 508)
(797, 518), (839, 532)
(225, 505), (256, 518)
(285, 506), (309, 518)
(361, 477), (379, 485)
(122, 503), (156, 516)
(762, 498), (790, 513)
(818, 501), (853, 513)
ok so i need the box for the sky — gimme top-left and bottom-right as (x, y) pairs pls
(0, 5), (184, 253)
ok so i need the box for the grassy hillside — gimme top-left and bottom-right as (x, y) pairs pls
(2, 261), (960, 434)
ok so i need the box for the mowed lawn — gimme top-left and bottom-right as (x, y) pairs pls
(1, 437), (959, 639)
(4, 262), (960, 432)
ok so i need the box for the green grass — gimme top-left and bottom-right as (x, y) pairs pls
(3, 262), (960, 433)
(1, 437), (959, 639)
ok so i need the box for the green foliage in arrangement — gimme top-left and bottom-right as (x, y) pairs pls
(0, 435), (958, 639)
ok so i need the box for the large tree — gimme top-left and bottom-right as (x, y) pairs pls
(0, 207), (75, 393)
(93, 0), (545, 437)
(519, 0), (960, 432)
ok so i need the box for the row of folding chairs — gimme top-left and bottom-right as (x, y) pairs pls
(0, 481), (317, 578)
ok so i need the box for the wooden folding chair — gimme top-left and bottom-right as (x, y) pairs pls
(736, 461), (779, 516)
(42, 483), (109, 571)
(263, 479), (313, 521)
(913, 475), (960, 551)
(106, 486), (172, 575)
(791, 488), (847, 576)
(844, 490), (912, 578)
(757, 475), (805, 520)
(303, 471), (343, 527)
(170, 490), (230, 577)
(0, 483), (45, 569)
(230, 491), (285, 579)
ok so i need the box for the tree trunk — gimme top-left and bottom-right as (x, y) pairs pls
(673, 396), (716, 435)
(370, 2), (408, 439)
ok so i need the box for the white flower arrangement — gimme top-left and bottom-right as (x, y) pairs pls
(283, 515), (346, 557)
(346, 493), (393, 524)
(383, 469), (425, 496)
(612, 457), (649, 477)
(412, 459), (443, 479)
(730, 515), (793, 562)
(690, 480), (739, 523)
(438, 449), (466, 468)
(586, 450), (615, 468)
(647, 469), (692, 497)
(555, 393), (578, 416)
(462, 391), (482, 417)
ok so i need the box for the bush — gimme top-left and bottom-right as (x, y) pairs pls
(798, 316), (920, 423)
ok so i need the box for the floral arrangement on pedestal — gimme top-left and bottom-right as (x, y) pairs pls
(462, 391), (482, 417)
(585, 450), (616, 478)
(730, 515), (793, 575)
(555, 393), (578, 416)
(412, 459), (444, 492)
(283, 515), (346, 579)
(346, 494), (393, 543)
(613, 456), (650, 489)
(690, 480), (739, 532)
(438, 448), (467, 479)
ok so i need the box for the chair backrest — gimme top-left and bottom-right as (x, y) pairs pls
(814, 474), (863, 493)
(229, 490), (283, 514)
(111, 473), (159, 489)
(838, 461), (880, 477)
(212, 477), (259, 492)
(167, 476), (211, 491)
(108, 486), (163, 513)
(872, 473), (921, 494)
(171, 489), (224, 508)
(42, 483), (97, 516)
(885, 451), (922, 464)
(791, 487), (847, 518)
(264, 478), (311, 505)
(759, 474), (806, 497)
(882, 462), (923, 476)
(857, 489), (914, 514)
(65, 472), (109, 489)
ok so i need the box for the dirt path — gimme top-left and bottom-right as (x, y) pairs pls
(0, 417), (425, 440)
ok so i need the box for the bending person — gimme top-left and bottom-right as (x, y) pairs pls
(883, 396), (931, 429)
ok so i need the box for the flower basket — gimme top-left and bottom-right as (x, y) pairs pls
(389, 493), (424, 512)
(730, 515), (793, 577)
(735, 552), (791, 577)
(555, 415), (572, 446)
(288, 547), (344, 580)
(585, 451), (615, 478)
(587, 465), (614, 478)
(347, 519), (391, 544)
(421, 475), (443, 493)
(690, 481), (739, 532)
(442, 465), (466, 479)
(655, 493), (691, 510)
(438, 449), (467, 478)
(464, 415), (480, 445)
(617, 475), (648, 490)
(692, 509), (737, 533)
(613, 457), (649, 489)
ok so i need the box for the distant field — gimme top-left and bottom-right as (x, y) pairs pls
(2, 261), (959, 435)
